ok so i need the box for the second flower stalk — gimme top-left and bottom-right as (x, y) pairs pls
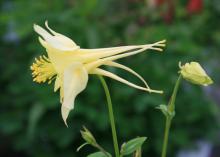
(159, 62), (213, 157)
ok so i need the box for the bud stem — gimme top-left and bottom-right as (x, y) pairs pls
(161, 75), (182, 157)
(98, 75), (120, 157)
(167, 75), (182, 114)
(96, 144), (111, 157)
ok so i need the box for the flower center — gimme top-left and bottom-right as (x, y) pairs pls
(31, 55), (56, 84)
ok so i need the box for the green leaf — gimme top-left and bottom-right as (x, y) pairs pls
(156, 104), (170, 117)
(87, 152), (111, 157)
(121, 137), (147, 156)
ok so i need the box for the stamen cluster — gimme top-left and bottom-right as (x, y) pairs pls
(30, 55), (56, 84)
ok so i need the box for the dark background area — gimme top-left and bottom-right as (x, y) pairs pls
(0, 0), (220, 157)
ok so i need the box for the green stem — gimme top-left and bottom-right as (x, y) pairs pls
(161, 75), (182, 157)
(161, 117), (171, 157)
(168, 75), (182, 113)
(98, 76), (120, 157)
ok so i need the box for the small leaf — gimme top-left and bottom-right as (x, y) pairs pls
(156, 104), (169, 117)
(121, 137), (147, 156)
(156, 104), (175, 118)
(87, 151), (111, 157)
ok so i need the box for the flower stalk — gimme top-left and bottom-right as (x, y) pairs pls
(161, 75), (182, 157)
(98, 75), (120, 157)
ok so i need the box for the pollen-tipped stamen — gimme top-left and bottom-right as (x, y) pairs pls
(30, 55), (56, 83)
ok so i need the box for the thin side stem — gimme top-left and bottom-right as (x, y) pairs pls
(98, 76), (120, 157)
(161, 75), (182, 157)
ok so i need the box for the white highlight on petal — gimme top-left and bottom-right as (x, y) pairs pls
(34, 24), (52, 39)
(62, 62), (88, 126)
(91, 68), (163, 94)
(45, 37), (79, 51)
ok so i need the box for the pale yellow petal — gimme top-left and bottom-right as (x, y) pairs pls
(85, 40), (166, 71)
(105, 61), (150, 89)
(45, 21), (62, 36)
(80, 40), (165, 53)
(61, 106), (70, 127)
(79, 40), (165, 63)
(54, 76), (61, 92)
(34, 24), (52, 39)
(68, 46), (145, 65)
(80, 45), (141, 52)
(45, 21), (79, 51)
(34, 22), (79, 52)
(180, 62), (213, 86)
(62, 62), (88, 126)
(60, 85), (64, 103)
(38, 37), (48, 48)
(90, 68), (163, 94)
(189, 62), (207, 75)
(79, 45), (146, 62)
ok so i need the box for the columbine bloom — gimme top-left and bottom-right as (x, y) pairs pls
(31, 21), (166, 125)
(179, 62), (213, 86)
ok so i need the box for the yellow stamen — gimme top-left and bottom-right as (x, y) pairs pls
(30, 55), (56, 83)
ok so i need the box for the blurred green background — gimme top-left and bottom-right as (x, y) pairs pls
(0, 0), (220, 157)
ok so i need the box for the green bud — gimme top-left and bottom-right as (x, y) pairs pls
(179, 62), (213, 86)
(80, 126), (97, 146)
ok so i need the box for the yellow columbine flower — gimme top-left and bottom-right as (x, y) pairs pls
(31, 21), (166, 125)
(179, 62), (213, 86)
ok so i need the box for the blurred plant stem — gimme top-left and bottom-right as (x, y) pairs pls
(99, 76), (120, 157)
(161, 75), (182, 157)
(96, 144), (111, 157)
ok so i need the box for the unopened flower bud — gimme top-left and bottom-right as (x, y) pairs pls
(80, 127), (97, 146)
(179, 62), (213, 86)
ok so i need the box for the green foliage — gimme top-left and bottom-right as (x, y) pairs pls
(120, 137), (147, 156)
(87, 152), (111, 157)
(0, 0), (220, 157)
